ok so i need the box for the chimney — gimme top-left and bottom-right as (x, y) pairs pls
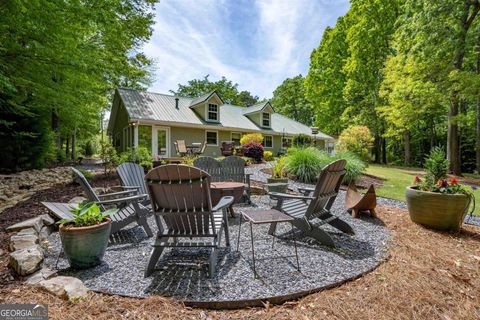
(175, 97), (179, 109)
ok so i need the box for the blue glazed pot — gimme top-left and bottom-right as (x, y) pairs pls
(59, 218), (111, 269)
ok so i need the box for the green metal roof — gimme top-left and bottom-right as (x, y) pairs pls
(113, 88), (333, 139)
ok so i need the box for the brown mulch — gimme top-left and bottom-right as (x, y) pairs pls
(1, 179), (480, 319)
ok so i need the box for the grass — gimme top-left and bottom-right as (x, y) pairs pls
(366, 164), (480, 216)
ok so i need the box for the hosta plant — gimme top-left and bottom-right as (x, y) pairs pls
(58, 202), (116, 227)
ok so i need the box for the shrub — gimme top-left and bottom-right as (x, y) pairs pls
(240, 133), (263, 145)
(83, 140), (96, 157)
(271, 157), (287, 179)
(263, 150), (274, 161)
(243, 142), (264, 161)
(293, 134), (312, 147)
(424, 147), (449, 183)
(99, 140), (118, 174)
(336, 125), (374, 161)
(119, 146), (152, 164)
(284, 147), (324, 183)
(284, 147), (366, 184)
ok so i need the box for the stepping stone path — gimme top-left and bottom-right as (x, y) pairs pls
(6, 207), (89, 299)
(38, 276), (89, 301)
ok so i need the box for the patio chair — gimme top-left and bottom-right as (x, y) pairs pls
(268, 159), (354, 247)
(193, 141), (207, 156)
(174, 140), (188, 156)
(117, 162), (150, 206)
(193, 156), (251, 203)
(68, 168), (153, 236)
(220, 141), (234, 156)
(144, 165), (234, 277)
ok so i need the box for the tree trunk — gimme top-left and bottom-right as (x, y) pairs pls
(382, 137), (387, 164)
(51, 109), (60, 148)
(477, 97), (480, 173)
(65, 136), (70, 160)
(404, 130), (411, 165)
(373, 135), (381, 163)
(71, 128), (77, 161)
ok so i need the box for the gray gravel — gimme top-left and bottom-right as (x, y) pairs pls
(43, 193), (391, 306)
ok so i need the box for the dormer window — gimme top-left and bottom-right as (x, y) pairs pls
(208, 103), (218, 121)
(262, 112), (270, 127)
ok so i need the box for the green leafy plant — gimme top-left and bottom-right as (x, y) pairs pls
(240, 133), (263, 145)
(83, 140), (96, 157)
(336, 125), (374, 161)
(424, 147), (449, 183)
(58, 202), (116, 227)
(271, 157), (287, 179)
(293, 134), (312, 147)
(263, 150), (274, 161)
(99, 140), (119, 174)
(119, 146), (152, 164)
(284, 147), (324, 183)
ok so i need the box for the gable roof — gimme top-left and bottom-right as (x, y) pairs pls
(243, 101), (274, 115)
(112, 88), (333, 139)
(189, 90), (223, 108)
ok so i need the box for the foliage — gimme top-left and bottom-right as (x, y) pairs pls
(284, 147), (366, 184)
(293, 134), (312, 147)
(284, 147), (325, 183)
(182, 155), (199, 166)
(0, 0), (157, 172)
(58, 202), (116, 227)
(271, 75), (313, 126)
(83, 140), (96, 157)
(243, 142), (264, 161)
(119, 147), (152, 164)
(99, 140), (119, 174)
(271, 157), (287, 179)
(240, 133), (263, 145)
(424, 147), (449, 183)
(263, 150), (274, 161)
(76, 169), (93, 183)
(336, 126), (374, 161)
(170, 75), (259, 107)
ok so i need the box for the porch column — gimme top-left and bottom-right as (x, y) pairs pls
(133, 125), (138, 147)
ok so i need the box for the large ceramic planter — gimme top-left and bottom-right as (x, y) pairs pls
(267, 177), (289, 193)
(59, 218), (111, 269)
(405, 187), (471, 232)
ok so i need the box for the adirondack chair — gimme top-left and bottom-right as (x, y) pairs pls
(68, 168), (153, 236)
(144, 165), (234, 277)
(268, 159), (354, 247)
(345, 182), (377, 218)
(193, 141), (207, 156)
(174, 140), (188, 156)
(117, 162), (150, 206)
(220, 141), (235, 156)
(193, 156), (251, 203)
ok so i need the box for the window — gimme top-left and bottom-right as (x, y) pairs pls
(263, 135), (273, 148)
(262, 112), (270, 127)
(282, 137), (292, 149)
(206, 131), (218, 145)
(207, 103), (218, 121)
(231, 132), (242, 145)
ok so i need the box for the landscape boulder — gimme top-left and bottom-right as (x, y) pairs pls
(6, 216), (44, 233)
(38, 276), (89, 301)
(25, 267), (57, 285)
(9, 234), (39, 251)
(9, 245), (43, 276)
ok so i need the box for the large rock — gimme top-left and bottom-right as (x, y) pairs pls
(9, 234), (39, 251)
(25, 267), (57, 285)
(38, 276), (89, 301)
(9, 245), (43, 276)
(40, 214), (54, 226)
(68, 196), (87, 205)
(17, 227), (38, 236)
(38, 225), (54, 241)
(6, 216), (44, 232)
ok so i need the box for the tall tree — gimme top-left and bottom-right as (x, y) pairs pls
(271, 75), (313, 126)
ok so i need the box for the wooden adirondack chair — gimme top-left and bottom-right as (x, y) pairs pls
(268, 159), (354, 247)
(345, 182), (377, 218)
(193, 141), (207, 156)
(174, 140), (188, 156)
(193, 156), (251, 203)
(68, 168), (153, 236)
(117, 162), (150, 206)
(144, 165), (234, 277)
(220, 141), (234, 156)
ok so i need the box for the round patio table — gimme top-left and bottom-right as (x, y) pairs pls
(210, 181), (245, 218)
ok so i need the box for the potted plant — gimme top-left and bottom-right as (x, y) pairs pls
(267, 157), (289, 193)
(58, 202), (116, 269)
(405, 147), (475, 232)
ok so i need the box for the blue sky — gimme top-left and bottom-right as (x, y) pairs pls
(144, 0), (350, 99)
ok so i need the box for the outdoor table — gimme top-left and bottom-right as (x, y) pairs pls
(210, 181), (245, 218)
(236, 209), (300, 278)
(186, 142), (202, 154)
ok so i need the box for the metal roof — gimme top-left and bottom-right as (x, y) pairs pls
(242, 101), (273, 115)
(115, 88), (333, 139)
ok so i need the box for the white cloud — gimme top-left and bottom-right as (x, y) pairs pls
(144, 0), (349, 98)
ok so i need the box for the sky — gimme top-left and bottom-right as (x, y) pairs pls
(143, 0), (350, 99)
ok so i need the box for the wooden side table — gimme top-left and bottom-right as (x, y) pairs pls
(210, 182), (245, 217)
(236, 209), (300, 278)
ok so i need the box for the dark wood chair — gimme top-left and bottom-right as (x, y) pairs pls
(345, 182), (377, 218)
(268, 159), (354, 247)
(144, 165), (233, 277)
(174, 140), (188, 156)
(193, 141), (207, 156)
(220, 141), (234, 156)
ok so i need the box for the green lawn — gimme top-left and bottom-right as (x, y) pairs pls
(365, 164), (480, 216)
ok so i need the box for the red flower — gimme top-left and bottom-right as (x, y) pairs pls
(413, 176), (421, 184)
(450, 177), (458, 185)
(436, 179), (448, 188)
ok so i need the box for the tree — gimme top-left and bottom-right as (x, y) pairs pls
(271, 75), (313, 126)
(170, 75), (258, 106)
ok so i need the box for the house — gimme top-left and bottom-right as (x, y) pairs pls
(107, 88), (334, 158)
